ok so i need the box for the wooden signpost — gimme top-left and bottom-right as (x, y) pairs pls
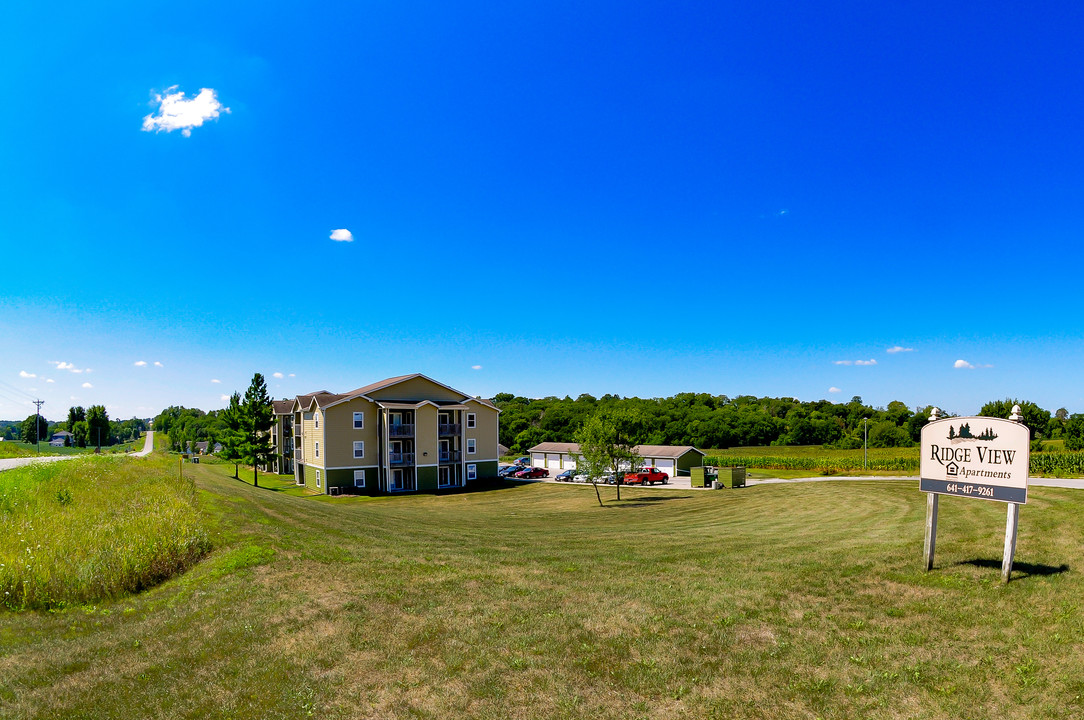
(920, 405), (1030, 583)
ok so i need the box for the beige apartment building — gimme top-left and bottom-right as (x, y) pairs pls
(290, 374), (500, 495)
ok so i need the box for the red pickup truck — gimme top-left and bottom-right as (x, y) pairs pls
(623, 468), (669, 485)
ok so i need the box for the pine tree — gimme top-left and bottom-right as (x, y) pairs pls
(242, 373), (275, 488)
(219, 392), (244, 479)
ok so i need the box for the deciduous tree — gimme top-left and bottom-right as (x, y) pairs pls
(573, 408), (643, 504)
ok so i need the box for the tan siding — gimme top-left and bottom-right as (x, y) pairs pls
(416, 404), (438, 465)
(367, 376), (464, 403)
(323, 398), (379, 467)
(303, 411), (325, 468)
(464, 400), (499, 460)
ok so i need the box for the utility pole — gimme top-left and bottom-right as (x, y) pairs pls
(32, 399), (45, 455)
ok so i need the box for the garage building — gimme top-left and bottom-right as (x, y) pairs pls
(527, 442), (705, 477)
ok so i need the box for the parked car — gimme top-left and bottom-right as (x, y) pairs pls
(497, 465), (519, 477)
(599, 473), (617, 485)
(515, 466), (549, 479)
(514, 456), (531, 466)
(555, 469), (576, 482)
(624, 468), (669, 485)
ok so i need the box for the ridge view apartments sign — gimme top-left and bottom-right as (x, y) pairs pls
(920, 416), (1030, 504)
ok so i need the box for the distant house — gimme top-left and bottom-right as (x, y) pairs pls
(49, 430), (74, 447)
(194, 441), (223, 455)
(527, 442), (705, 477)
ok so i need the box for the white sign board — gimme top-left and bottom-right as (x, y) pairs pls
(920, 416), (1030, 503)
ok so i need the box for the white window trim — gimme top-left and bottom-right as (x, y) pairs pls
(467, 464), (477, 480)
(315, 441), (320, 458)
(467, 413), (476, 429)
(353, 411), (364, 430)
(354, 469), (366, 487)
(467, 438), (476, 455)
(316, 470), (322, 487)
(353, 441), (365, 459)
(315, 413), (320, 429)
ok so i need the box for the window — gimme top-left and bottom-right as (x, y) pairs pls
(467, 413), (476, 429)
(316, 470), (322, 487)
(467, 464), (477, 480)
(467, 438), (476, 455)
(353, 441), (364, 459)
(353, 411), (364, 429)
(314, 413), (320, 429)
(354, 469), (365, 488)
(315, 441), (320, 458)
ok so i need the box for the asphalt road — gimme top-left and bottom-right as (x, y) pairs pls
(0, 431), (155, 472)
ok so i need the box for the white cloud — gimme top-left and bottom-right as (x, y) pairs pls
(45, 378), (54, 383)
(19, 370), (36, 378)
(134, 360), (147, 367)
(288, 373), (295, 378)
(953, 359), (992, 369)
(154, 361), (164, 367)
(82, 382), (93, 388)
(828, 387), (842, 393)
(272, 372), (284, 379)
(52, 361), (86, 373)
(886, 346), (914, 354)
(471, 365), (482, 370)
(330, 228), (354, 242)
(211, 379), (221, 384)
(142, 86), (229, 137)
(833, 359), (877, 366)
(220, 394), (230, 402)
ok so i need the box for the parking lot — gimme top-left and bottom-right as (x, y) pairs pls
(502, 465), (697, 489)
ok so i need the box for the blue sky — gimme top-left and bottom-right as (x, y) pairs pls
(2, 1), (1084, 422)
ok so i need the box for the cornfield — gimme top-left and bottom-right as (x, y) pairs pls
(706, 452), (1084, 477)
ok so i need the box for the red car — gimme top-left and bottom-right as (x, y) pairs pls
(515, 466), (549, 479)
(624, 468), (669, 485)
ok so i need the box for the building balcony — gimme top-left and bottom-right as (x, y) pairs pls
(389, 452), (415, 466)
(439, 450), (461, 463)
(438, 423), (461, 436)
(388, 424), (415, 438)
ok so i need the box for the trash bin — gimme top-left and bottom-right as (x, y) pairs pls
(691, 466), (718, 488)
(717, 466), (746, 488)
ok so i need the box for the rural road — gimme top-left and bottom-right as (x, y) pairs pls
(0, 431), (155, 472)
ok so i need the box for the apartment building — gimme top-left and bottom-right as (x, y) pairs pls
(268, 399), (296, 474)
(291, 374), (500, 495)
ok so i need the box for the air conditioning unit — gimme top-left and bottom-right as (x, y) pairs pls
(329, 487), (341, 496)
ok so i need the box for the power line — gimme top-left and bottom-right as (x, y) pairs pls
(32, 399), (44, 454)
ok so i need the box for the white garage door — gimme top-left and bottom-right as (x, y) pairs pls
(532, 453), (544, 467)
(547, 454), (562, 471)
(562, 454), (577, 470)
(654, 459), (675, 477)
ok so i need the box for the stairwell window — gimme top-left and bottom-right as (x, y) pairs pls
(315, 413), (320, 429)
(467, 438), (476, 455)
(315, 442), (320, 458)
(353, 441), (364, 459)
(353, 412), (364, 429)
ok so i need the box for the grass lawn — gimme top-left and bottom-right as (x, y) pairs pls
(0, 436), (146, 459)
(2, 460), (1083, 718)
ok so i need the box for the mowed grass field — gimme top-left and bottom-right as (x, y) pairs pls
(2, 458), (1084, 719)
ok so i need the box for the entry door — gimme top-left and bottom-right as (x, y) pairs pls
(390, 412), (403, 427)
(439, 466), (451, 487)
(391, 469), (404, 491)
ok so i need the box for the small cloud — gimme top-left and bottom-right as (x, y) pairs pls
(154, 361), (163, 367)
(134, 360), (147, 367)
(828, 387), (842, 393)
(45, 378), (54, 383)
(211, 379), (221, 384)
(953, 359), (992, 369)
(833, 360), (852, 366)
(82, 382), (93, 388)
(52, 361), (86, 373)
(886, 346), (914, 354)
(330, 228), (354, 242)
(272, 372), (284, 379)
(855, 359), (877, 366)
(471, 365), (482, 370)
(70, 395), (78, 401)
(143, 86), (229, 137)
(220, 394), (230, 402)
(778, 209), (789, 216)
(19, 370), (36, 378)
(288, 373), (295, 378)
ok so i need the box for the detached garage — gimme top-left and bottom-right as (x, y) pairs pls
(527, 442), (705, 477)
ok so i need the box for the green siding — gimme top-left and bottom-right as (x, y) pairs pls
(470, 460), (499, 480)
(417, 465), (438, 492)
(676, 451), (706, 476)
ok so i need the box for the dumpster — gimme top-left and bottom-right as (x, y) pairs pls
(690, 466), (718, 488)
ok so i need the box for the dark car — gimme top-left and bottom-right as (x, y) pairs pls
(497, 465), (520, 477)
(515, 466), (549, 479)
(555, 469), (576, 482)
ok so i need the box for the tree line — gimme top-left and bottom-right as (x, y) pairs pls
(3, 406), (145, 447)
(494, 393), (1078, 453)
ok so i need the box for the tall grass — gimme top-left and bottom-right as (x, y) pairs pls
(0, 455), (211, 610)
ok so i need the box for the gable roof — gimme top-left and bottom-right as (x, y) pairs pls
(527, 442), (703, 459)
(272, 400), (294, 415)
